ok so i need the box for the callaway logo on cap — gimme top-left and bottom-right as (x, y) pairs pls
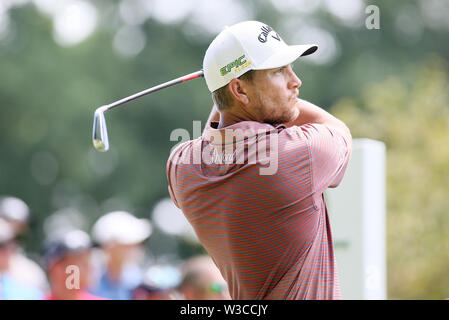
(203, 20), (318, 92)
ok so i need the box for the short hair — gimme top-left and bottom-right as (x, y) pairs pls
(211, 70), (255, 111)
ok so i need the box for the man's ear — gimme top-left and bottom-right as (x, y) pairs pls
(228, 78), (250, 105)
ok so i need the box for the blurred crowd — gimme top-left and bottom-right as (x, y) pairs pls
(0, 195), (231, 300)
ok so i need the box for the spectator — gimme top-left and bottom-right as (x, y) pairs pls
(0, 196), (49, 292)
(43, 229), (103, 300)
(0, 196), (29, 235)
(89, 211), (151, 300)
(178, 255), (231, 300)
(0, 218), (44, 300)
(132, 264), (181, 300)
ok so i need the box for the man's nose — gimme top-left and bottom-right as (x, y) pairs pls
(287, 68), (302, 89)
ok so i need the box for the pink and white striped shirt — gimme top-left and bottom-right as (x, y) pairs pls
(167, 121), (351, 299)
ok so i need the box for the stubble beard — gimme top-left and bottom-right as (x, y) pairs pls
(254, 93), (297, 127)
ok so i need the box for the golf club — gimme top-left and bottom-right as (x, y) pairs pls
(92, 70), (204, 152)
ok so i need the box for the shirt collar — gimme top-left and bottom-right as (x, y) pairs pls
(203, 121), (285, 145)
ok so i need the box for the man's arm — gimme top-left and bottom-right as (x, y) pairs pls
(286, 99), (351, 144)
(287, 99), (352, 189)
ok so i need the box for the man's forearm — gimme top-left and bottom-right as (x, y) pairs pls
(286, 99), (351, 137)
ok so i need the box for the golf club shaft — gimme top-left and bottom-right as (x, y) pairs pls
(104, 70), (204, 112)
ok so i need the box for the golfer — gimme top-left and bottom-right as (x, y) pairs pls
(167, 21), (352, 299)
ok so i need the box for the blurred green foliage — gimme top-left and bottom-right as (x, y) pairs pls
(0, 0), (448, 298)
(333, 57), (449, 299)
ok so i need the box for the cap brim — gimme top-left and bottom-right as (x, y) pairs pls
(254, 44), (318, 70)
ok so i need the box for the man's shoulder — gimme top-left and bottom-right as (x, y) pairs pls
(167, 138), (200, 164)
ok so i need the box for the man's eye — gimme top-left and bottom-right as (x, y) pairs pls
(276, 68), (283, 73)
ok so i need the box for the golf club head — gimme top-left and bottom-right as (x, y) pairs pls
(92, 106), (109, 152)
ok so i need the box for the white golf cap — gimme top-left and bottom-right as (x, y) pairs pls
(92, 211), (152, 245)
(203, 20), (317, 92)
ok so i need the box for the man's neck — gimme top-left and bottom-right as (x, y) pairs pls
(217, 108), (258, 129)
(51, 286), (81, 300)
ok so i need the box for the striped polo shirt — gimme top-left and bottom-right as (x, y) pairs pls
(167, 120), (351, 299)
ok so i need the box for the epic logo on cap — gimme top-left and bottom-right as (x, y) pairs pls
(220, 55), (247, 76)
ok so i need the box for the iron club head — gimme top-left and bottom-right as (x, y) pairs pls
(92, 106), (109, 152)
(91, 70), (203, 152)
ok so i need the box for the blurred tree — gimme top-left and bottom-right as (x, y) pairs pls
(333, 56), (449, 299)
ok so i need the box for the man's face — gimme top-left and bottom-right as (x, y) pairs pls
(104, 243), (143, 263)
(50, 251), (91, 289)
(0, 241), (15, 271)
(246, 64), (301, 126)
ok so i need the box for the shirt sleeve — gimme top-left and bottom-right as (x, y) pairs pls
(299, 123), (352, 193)
(166, 145), (182, 209)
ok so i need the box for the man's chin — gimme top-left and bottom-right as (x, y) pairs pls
(264, 115), (295, 127)
(260, 105), (299, 126)
(281, 108), (300, 125)
(265, 108), (298, 127)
